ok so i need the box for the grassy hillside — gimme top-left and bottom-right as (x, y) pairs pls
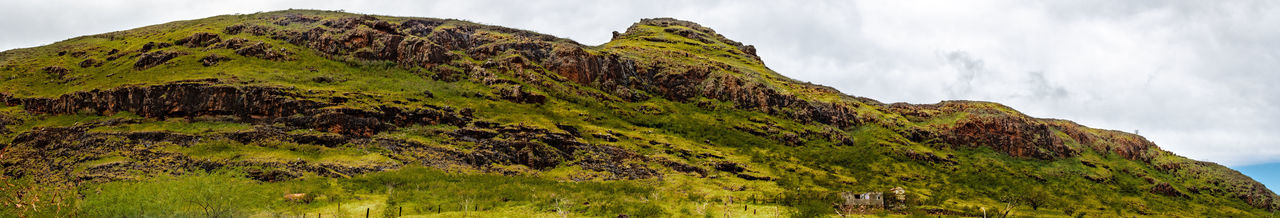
(0, 10), (1275, 217)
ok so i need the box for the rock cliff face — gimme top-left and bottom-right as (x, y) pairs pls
(224, 15), (872, 130)
(0, 79), (470, 137)
(887, 101), (1165, 162)
(0, 79), (682, 184)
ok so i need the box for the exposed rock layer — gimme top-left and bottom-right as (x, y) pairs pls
(0, 80), (693, 184)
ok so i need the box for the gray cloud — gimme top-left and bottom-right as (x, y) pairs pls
(944, 51), (984, 99)
(1026, 71), (1068, 100)
(1, 0), (1277, 167)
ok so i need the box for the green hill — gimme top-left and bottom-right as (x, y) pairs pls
(0, 10), (1275, 217)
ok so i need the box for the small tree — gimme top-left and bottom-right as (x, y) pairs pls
(1025, 187), (1051, 210)
(995, 187), (1024, 218)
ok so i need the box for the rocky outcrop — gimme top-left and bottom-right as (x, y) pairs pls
(175, 32), (222, 48)
(1152, 182), (1186, 198)
(213, 38), (250, 49)
(200, 54), (230, 66)
(889, 101), (1104, 160)
(79, 58), (101, 68)
(0, 114), (659, 183)
(0, 79), (470, 136)
(4, 79), (317, 119)
(0, 77), (671, 181)
(1102, 131), (1159, 162)
(712, 161), (746, 173)
(138, 41), (171, 53)
(942, 115), (1071, 159)
(224, 23), (275, 36)
(134, 50), (182, 70)
(267, 18), (469, 68)
(542, 20), (871, 128)
(1, 125), (395, 184)
(235, 42), (291, 61)
(452, 124), (660, 179)
(205, 36), (287, 61)
(496, 85), (546, 104)
(228, 14), (870, 132)
(629, 18), (762, 62)
(41, 66), (69, 79)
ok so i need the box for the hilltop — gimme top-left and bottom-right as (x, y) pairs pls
(0, 10), (1275, 217)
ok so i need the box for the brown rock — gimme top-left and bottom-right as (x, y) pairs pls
(138, 41), (171, 53)
(496, 85), (546, 104)
(79, 58), (102, 68)
(1152, 182), (1186, 198)
(942, 114), (1070, 159)
(224, 24), (245, 35)
(134, 51), (182, 70)
(213, 38), (250, 49)
(235, 42), (291, 61)
(712, 161), (746, 173)
(175, 32), (222, 47)
(200, 54), (230, 66)
(398, 19), (443, 37)
(42, 66), (69, 78)
(0, 80), (471, 136)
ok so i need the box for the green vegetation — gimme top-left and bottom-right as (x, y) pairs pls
(79, 171), (271, 217)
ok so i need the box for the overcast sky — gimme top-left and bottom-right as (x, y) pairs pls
(2, 1), (1278, 169)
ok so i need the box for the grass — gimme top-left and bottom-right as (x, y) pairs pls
(77, 171), (272, 217)
(89, 118), (252, 134)
(168, 139), (397, 169)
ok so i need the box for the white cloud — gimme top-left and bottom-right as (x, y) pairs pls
(1, 0), (1277, 166)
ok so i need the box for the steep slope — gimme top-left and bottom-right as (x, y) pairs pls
(0, 10), (1275, 217)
